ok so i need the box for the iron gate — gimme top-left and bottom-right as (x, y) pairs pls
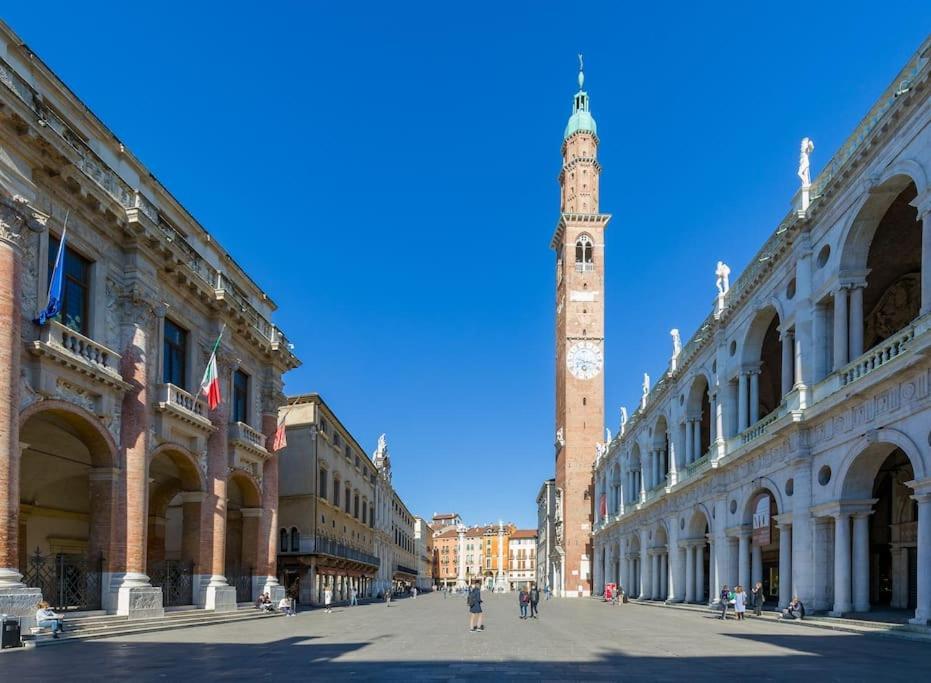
(149, 560), (194, 607)
(229, 568), (253, 603)
(23, 549), (103, 612)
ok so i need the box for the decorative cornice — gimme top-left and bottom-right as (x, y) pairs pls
(0, 194), (48, 248)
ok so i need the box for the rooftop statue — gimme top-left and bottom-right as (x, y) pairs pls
(715, 261), (731, 295)
(670, 328), (681, 357)
(798, 137), (815, 187)
(642, 373), (650, 397)
(620, 407), (628, 434)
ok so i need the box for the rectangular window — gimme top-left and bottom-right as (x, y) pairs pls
(354, 495), (360, 519)
(48, 235), (91, 335)
(319, 468), (328, 500)
(333, 480), (341, 507)
(233, 370), (249, 423)
(345, 485), (351, 513)
(162, 319), (188, 389)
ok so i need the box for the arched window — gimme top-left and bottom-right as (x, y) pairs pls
(575, 234), (594, 272)
(279, 528), (288, 552)
(290, 527), (300, 552)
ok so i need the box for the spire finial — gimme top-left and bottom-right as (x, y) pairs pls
(577, 52), (585, 90)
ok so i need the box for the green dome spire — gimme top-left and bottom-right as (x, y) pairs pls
(564, 53), (597, 140)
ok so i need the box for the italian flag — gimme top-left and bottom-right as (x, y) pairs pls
(199, 327), (224, 410)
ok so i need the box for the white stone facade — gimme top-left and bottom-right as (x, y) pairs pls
(593, 39), (931, 625)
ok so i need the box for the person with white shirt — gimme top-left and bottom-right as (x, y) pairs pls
(35, 601), (64, 638)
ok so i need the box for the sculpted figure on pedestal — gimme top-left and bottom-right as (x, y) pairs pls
(715, 261), (731, 295)
(620, 407), (628, 434)
(670, 329), (681, 358)
(798, 137), (814, 186)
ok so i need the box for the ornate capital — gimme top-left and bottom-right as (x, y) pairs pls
(0, 194), (48, 248)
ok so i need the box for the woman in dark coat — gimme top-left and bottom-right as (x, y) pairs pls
(751, 581), (765, 616)
(468, 581), (484, 632)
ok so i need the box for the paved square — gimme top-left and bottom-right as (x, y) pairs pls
(3, 595), (928, 681)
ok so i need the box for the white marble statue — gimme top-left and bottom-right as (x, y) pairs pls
(642, 373), (650, 397)
(595, 442), (607, 459)
(375, 433), (388, 456)
(670, 328), (681, 357)
(556, 427), (565, 447)
(620, 407), (628, 434)
(798, 137), (815, 187)
(715, 261), (731, 295)
(605, 427), (612, 443)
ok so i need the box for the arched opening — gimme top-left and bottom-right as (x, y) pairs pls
(147, 446), (205, 607)
(744, 489), (781, 606)
(685, 376), (711, 464)
(226, 472), (262, 603)
(610, 462), (621, 515)
(863, 183), (921, 352)
(653, 524), (669, 601)
(575, 234), (594, 272)
(630, 444), (642, 501)
(840, 443), (920, 615)
(653, 416), (671, 486)
(628, 535), (641, 598)
(741, 307), (785, 427)
(687, 510), (711, 604)
(18, 404), (117, 611)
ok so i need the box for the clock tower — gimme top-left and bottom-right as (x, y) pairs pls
(551, 58), (609, 597)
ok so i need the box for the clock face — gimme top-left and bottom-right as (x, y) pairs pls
(567, 341), (602, 380)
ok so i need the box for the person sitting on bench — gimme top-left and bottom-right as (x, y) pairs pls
(35, 601), (64, 639)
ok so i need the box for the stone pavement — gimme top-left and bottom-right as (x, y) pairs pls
(2, 593), (928, 681)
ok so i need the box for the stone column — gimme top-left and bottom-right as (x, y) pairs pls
(749, 371), (760, 425)
(668, 441), (678, 486)
(848, 285), (865, 360)
(0, 199), (45, 626)
(684, 421), (693, 465)
(684, 543), (695, 602)
(781, 331), (794, 396)
(911, 488), (931, 625)
(831, 512), (852, 616)
(737, 373), (748, 432)
(692, 419), (701, 460)
(791, 457), (814, 606)
(695, 542), (705, 603)
(202, 355), (236, 611)
(117, 296), (163, 618)
(727, 536), (739, 587)
(640, 530), (650, 598)
(713, 394), (724, 458)
(852, 512), (871, 613)
(88, 467), (118, 576)
(812, 302), (826, 382)
(921, 203), (931, 315)
(660, 552), (668, 600)
(778, 523), (792, 608)
(651, 551), (659, 600)
(639, 467), (646, 503)
(593, 544), (603, 595)
(833, 287), (849, 370)
(708, 539), (717, 603)
(457, 527), (466, 587)
(260, 409), (285, 603)
(738, 531), (751, 588)
(751, 543), (763, 586)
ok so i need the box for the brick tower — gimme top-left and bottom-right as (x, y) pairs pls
(551, 58), (610, 597)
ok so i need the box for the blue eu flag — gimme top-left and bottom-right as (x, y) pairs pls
(36, 225), (66, 326)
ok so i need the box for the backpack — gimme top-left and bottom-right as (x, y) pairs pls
(467, 590), (476, 607)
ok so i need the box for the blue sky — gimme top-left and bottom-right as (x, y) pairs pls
(6, 2), (929, 528)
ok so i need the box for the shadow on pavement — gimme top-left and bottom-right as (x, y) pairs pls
(0, 628), (927, 682)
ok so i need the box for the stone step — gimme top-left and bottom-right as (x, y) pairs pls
(30, 608), (283, 646)
(626, 598), (931, 642)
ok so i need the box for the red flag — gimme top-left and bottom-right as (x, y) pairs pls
(198, 325), (225, 411)
(272, 416), (287, 451)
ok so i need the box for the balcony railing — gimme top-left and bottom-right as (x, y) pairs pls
(575, 262), (595, 273)
(33, 320), (125, 388)
(287, 535), (380, 567)
(157, 382), (207, 419)
(841, 324), (916, 387)
(229, 421), (268, 453)
(685, 452), (711, 478)
(741, 409), (781, 446)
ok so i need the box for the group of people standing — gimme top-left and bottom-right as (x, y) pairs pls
(717, 582), (804, 621)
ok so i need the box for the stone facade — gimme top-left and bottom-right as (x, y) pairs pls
(592, 38), (931, 625)
(536, 478), (558, 592)
(413, 517), (434, 590)
(507, 530), (538, 590)
(0, 21), (299, 625)
(276, 394), (380, 605)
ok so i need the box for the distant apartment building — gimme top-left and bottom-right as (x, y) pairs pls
(433, 526), (460, 588)
(414, 517), (435, 590)
(431, 512), (462, 529)
(508, 530), (538, 590)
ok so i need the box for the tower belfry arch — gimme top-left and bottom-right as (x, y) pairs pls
(552, 58), (611, 597)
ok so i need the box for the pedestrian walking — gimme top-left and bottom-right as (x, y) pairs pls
(751, 581), (765, 616)
(412, 586), (418, 599)
(324, 587), (333, 614)
(544, 585), (551, 601)
(349, 586), (358, 607)
(529, 584), (540, 618)
(467, 580), (484, 632)
(443, 586), (447, 599)
(518, 588), (529, 619)
(719, 584), (732, 620)
(734, 585), (747, 621)
(385, 590), (392, 607)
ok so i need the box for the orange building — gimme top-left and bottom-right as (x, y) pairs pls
(433, 526), (460, 588)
